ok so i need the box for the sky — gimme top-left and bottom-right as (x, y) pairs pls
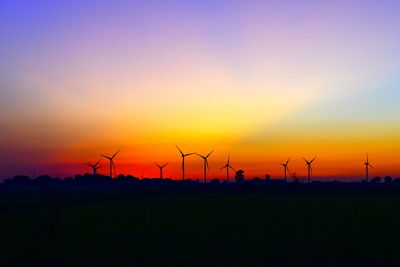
(1, 0), (400, 181)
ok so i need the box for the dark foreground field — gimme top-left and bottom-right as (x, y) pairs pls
(2, 191), (400, 266)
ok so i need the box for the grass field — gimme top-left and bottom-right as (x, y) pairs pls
(2, 192), (400, 266)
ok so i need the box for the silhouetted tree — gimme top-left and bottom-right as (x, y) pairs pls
(235, 170), (245, 183)
(384, 176), (393, 183)
(117, 174), (126, 179)
(291, 172), (300, 183)
(370, 176), (381, 183)
(63, 177), (74, 184)
(34, 175), (61, 186)
(251, 177), (262, 184)
(265, 174), (271, 181)
(4, 175), (31, 186)
(126, 175), (139, 182)
(210, 179), (220, 184)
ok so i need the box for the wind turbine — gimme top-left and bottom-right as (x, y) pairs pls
(280, 157), (290, 182)
(101, 150), (120, 178)
(221, 154), (235, 182)
(155, 163), (168, 179)
(196, 150), (214, 183)
(176, 145), (195, 180)
(364, 154), (374, 182)
(86, 159), (102, 176)
(303, 156), (317, 183)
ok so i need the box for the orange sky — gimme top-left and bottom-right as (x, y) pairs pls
(1, 1), (400, 180)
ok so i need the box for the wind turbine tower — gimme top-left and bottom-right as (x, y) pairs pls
(155, 163), (168, 179)
(101, 150), (120, 178)
(303, 157), (317, 183)
(86, 159), (102, 176)
(176, 145), (195, 180)
(364, 154), (374, 182)
(280, 157), (290, 182)
(196, 150), (214, 183)
(221, 154), (235, 182)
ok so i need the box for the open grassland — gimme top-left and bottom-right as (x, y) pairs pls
(2, 192), (400, 266)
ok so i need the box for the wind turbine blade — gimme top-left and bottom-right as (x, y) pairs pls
(310, 156), (317, 163)
(227, 154), (230, 165)
(221, 165), (227, 169)
(185, 153), (195, 156)
(100, 154), (111, 160)
(206, 150), (214, 158)
(229, 166), (236, 171)
(94, 159), (102, 167)
(176, 145), (184, 156)
(286, 166), (290, 173)
(112, 150), (120, 159)
(206, 159), (210, 170)
(155, 163), (161, 168)
(302, 158), (308, 163)
(162, 163), (168, 168)
(369, 163), (374, 169)
(286, 157), (290, 165)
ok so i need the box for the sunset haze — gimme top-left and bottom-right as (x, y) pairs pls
(1, 0), (400, 180)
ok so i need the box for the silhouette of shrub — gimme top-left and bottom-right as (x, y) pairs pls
(370, 176), (381, 183)
(33, 175), (61, 186)
(384, 176), (393, 183)
(210, 179), (220, 184)
(4, 175), (31, 186)
(117, 174), (126, 180)
(235, 170), (245, 182)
